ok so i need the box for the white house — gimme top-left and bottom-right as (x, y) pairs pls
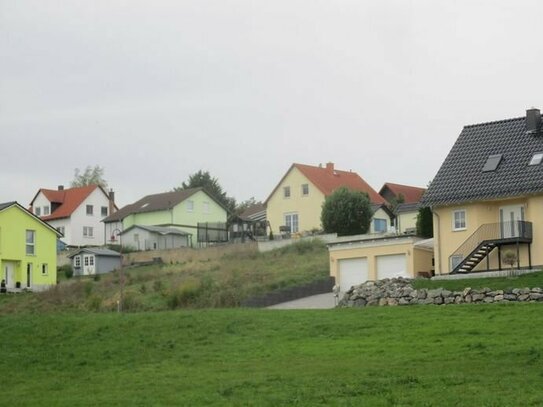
(30, 185), (116, 246)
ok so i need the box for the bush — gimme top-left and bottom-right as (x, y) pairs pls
(85, 294), (102, 312)
(167, 279), (202, 309)
(122, 291), (143, 312)
(58, 264), (73, 279)
(321, 187), (372, 236)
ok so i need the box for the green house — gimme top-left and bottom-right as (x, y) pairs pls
(0, 202), (60, 291)
(103, 188), (229, 247)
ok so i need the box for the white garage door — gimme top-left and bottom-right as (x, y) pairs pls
(338, 258), (368, 292)
(376, 254), (408, 280)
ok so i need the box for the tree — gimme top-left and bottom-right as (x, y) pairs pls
(389, 193), (405, 214)
(71, 165), (108, 188)
(175, 170), (236, 216)
(235, 197), (261, 217)
(321, 187), (373, 236)
(416, 207), (433, 238)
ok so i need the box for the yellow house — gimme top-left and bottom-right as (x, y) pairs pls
(379, 182), (426, 234)
(421, 108), (543, 275)
(329, 236), (434, 292)
(265, 162), (390, 235)
(0, 201), (60, 291)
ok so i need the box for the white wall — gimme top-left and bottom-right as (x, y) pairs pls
(122, 227), (189, 250)
(69, 188), (111, 246)
(32, 191), (51, 217)
(104, 221), (123, 245)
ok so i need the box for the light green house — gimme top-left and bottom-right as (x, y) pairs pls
(103, 188), (229, 247)
(0, 201), (60, 291)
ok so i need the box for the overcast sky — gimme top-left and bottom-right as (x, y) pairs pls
(1, 1), (542, 207)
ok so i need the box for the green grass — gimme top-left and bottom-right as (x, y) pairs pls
(413, 270), (543, 292)
(1, 305), (543, 405)
(0, 240), (329, 313)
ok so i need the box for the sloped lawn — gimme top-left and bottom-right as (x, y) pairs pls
(1, 305), (543, 406)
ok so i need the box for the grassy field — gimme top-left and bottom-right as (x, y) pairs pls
(1, 305), (543, 406)
(0, 240), (329, 314)
(413, 270), (543, 291)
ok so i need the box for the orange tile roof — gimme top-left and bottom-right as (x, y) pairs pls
(266, 163), (385, 204)
(380, 182), (426, 204)
(30, 185), (101, 221)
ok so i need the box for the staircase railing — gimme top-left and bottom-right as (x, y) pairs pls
(449, 221), (532, 272)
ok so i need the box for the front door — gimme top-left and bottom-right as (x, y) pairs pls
(4, 262), (15, 289)
(500, 205), (524, 238)
(83, 255), (95, 275)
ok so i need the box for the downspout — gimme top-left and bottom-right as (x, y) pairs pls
(432, 208), (441, 275)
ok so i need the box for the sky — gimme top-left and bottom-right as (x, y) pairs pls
(1, 1), (543, 208)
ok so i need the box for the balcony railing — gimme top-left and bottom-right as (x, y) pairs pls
(449, 221), (532, 272)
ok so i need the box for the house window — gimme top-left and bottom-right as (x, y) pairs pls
(84, 256), (89, 266)
(301, 184), (309, 196)
(89, 256), (95, 266)
(101, 206), (108, 217)
(26, 230), (35, 255)
(134, 233), (139, 242)
(283, 186), (291, 198)
(35, 207), (41, 216)
(83, 227), (94, 237)
(285, 213), (299, 233)
(57, 226), (65, 236)
(452, 210), (466, 231)
(373, 218), (387, 233)
(43, 206), (50, 215)
(74, 256), (81, 268)
(203, 201), (210, 214)
(41, 263), (48, 275)
(26, 263), (32, 288)
(86, 205), (93, 215)
(187, 200), (194, 212)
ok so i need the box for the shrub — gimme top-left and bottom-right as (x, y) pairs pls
(85, 294), (102, 312)
(321, 187), (372, 236)
(122, 291), (143, 312)
(167, 279), (202, 309)
(502, 250), (518, 269)
(93, 274), (101, 282)
(58, 264), (73, 279)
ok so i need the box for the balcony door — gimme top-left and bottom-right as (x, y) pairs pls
(500, 205), (524, 238)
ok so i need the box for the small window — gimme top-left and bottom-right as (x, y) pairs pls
(26, 230), (35, 255)
(101, 206), (108, 217)
(529, 153), (543, 166)
(41, 264), (48, 275)
(35, 207), (41, 216)
(203, 201), (210, 214)
(86, 205), (93, 215)
(284, 186), (291, 198)
(134, 233), (139, 242)
(482, 154), (503, 172)
(89, 256), (95, 266)
(84, 256), (89, 266)
(43, 206), (50, 215)
(57, 226), (65, 236)
(83, 227), (94, 237)
(373, 218), (387, 233)
(452, 210), (466, 231)
(187, 200), (194, 212)
(74, 256), (81, 268)
(301, 184), (309, 196)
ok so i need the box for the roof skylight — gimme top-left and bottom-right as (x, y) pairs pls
(482, 154), (503, 172)
(529, 153), (543, 166)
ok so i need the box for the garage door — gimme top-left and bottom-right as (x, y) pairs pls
(338, 257), (368, 292)
(376, 254), (408, 280)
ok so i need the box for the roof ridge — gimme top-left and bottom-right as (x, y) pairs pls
(463, 115), (524, 129)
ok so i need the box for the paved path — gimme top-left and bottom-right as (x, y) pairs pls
(267, 293), (337, 309)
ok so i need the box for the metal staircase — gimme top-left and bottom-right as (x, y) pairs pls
(450, 221), (532, 274)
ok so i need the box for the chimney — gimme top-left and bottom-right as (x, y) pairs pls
(526, 108), (541, 134)
(326, 162), (334, 173)
(58, 185), (64, 191)
(108, 189), (115, 214)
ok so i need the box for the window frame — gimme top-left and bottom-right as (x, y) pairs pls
(452, 209), (467, 231)
(301, 184), (309, 196)
(283, 186), (291, 199)
(373, 218), (387, 233)
(74, 256), (81, 268)
(284, 212), (299, 233)
(86, 205), (93, 216)
(43, 206), (50, 215)
(101, 206), (108, 217)
(187, 200), (194, 212)
(26, 230), (35, 255)
(83, 226), (94, 238)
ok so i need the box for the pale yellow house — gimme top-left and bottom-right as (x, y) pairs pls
(265, 162), (390, 235)
(329, 236), (434, 292)
(379, 182), (426, 234)
(421, 108), (543, 275)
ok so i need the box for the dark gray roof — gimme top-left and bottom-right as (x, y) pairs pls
(421, 114), (543, 207)
(121, 225), (191, 236)
(395, 202), (420, 214)
(103, 187), (206, 223)
(68, 248), (121, 258)
(0, 201), (16, 211)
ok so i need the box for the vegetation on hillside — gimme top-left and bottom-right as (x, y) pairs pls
(1, 305), (543, 405)
(0, 240), (329, 313)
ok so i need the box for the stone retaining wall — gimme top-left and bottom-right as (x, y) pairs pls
(339, 277), (543, 307)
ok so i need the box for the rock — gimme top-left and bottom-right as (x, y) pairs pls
(354, 298), (367, 307)
(417, 290), (427, 300)
(387, 298), (399, 306)
(434, 297), (444, 305)
(454, 296), (463, 304)
(444, 297), (455, 305)
(494, 294), (504, 301)
(471, 293), (485, 302)
(464, 294), (472, 303)
(378, 298), (388, 306)
(519, 288), (531, 295)
(529, 293), (543, 301)
(442, 289), (452, 298)
(428, 289), (443, 299)
(487, 290), (503, 297)
(483, 297), (494, 303)
(462, 287), (472, 296)
(531, 287), (543, 293)
(518, 294), (530, 302)
(503, 294), (517, 301)
(398, 298), (410, 305)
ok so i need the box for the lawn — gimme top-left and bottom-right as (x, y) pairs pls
(2, 305), (543, 406)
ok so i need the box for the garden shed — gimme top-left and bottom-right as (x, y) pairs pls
(68, 248), (121, 276)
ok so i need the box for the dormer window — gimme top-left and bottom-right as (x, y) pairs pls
(529, 153), (543, 166)
(482, 154), (502, 172)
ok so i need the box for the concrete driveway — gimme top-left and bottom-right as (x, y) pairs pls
(267, 292), (337, 309)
